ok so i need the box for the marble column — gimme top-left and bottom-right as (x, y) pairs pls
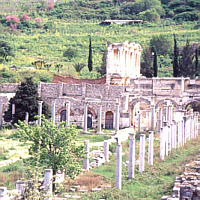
(150, 105), (155, 131)
(115, 101), (120, 134)
(104, 141), (109, 162)
(25, 112), (29, 124)
(115, 138), (122, 190)
(12, 103), (15, 120)
(160, 127), (165, 160)
(66, 101), (70, 128)
(183, 117), (187, 144)
(44, 169), (53, 200)
(173, 120), (177, 149)
(158, 108), (162, 134)
(83, 140), (89, 170)
(171, 122), (174, 149)
(148, 131), (154, 165)
(51, 101), (55, 125)
(83, 102), (88, 133)
(138, 112), (141, 133)
(97, 104), (102, 134)
(128, 133), (135, 180)
(38, 101), (43, 126)
(139, 134), (145, 173)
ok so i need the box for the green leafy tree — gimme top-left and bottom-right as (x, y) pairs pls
(88, 36), (93, 72)
(179, 39), (195, 78)
(141, 45), (153, 77)
(63, 47), (77, 61)
(4, 77), (51, 124)
(137, 8), (160, 22)
(54, 63), (63, 73)
(73, 62), (85, 76)
(98, 48), (107, 77)
(173, 34), (179, 77)
(15, 116), (85, 192)
(0, 40), (14, 61)
(150, 34), (173, 56)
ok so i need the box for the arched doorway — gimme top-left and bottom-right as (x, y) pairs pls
(60, 110), (66, 122)
(105, 111), (114, 129)
(87, 111), (93, 128)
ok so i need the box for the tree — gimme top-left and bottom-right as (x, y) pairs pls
(137, 8), (160, 22)
(97, 48), (107, 77)
(173, 34), (179, 77)
(54, 63), (63, 73)
(4, 77), (51, 124)
(152, 47), (158, 77)
(73, 62), (85, 76)
(195, 46), (199, 77)
(15, 116), (85, 192)
(149, 34), (173, 56)
(88, 36), (93, 72)
(0, 40), (14, 61)
(63, 47), (77, 61)
(141, 45), (153, 77)
(179, 39), (195, 78)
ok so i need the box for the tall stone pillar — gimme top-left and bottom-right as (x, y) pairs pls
(0, 103), (3, 127)
(115, 101), (120, 134)
(150, 104), (155, 131)
(128, 133), (135, 180)
(171, 122), (174, 149)
(38, 101), (43, 126)
(104, 141), (109, 162)
(160, 128), (165, 160)
(51, 101), (55, 125)
(194, 112), (199, 137)
(115, 138), (122, 190)
(139, 134), (145, 173)
(138, 112), (141, 133)
(168, 104), (173, 124)
(163, 126), (168, 156)
(25, 112), (29, 124)
(12, 103), (15, 120)
(66, 101), (70, 128)
(158, 108), (162, 134)
(183, 117), (187, 144)
(83, 102), (88, 133)
(172, 120), (177, 149)
(83, 140), (89, 170)
(97, 104), (102, 134)
(44, 169), (53, 200)
(163, 101), (168, 122)
(168, 125), (171, 152)
(148, 131), (154, 165)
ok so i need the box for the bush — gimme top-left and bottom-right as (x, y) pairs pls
(173, 11), (199, 21)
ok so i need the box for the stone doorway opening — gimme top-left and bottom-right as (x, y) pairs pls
(87, 111), (93, 128)
(105, 111), (114, 129)
(60, 110), (66, 122)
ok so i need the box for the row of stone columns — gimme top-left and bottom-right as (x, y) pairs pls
(160, 112), (199, 160)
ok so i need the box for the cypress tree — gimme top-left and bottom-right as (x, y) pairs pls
(88, 36), (93, 72)
(4, 77), (51, 124)
(173, 34), (179, 77)
(153, 47), (158, 77)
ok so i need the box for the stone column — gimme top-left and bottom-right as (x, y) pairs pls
(139, 134), (145, 173)
(51, 101), (55, 125)
(44, 169), (53, 200)
(158, 108), (162, 134)
(115, 138), (122, 190)
(0, 103), (3, 126)
(128, 133), (135, 180)
(194, 112), (199, 137)
(83, 140), (89, 170)
(163, 126), (168, 156)
(138, 112), (141, 133)
(16, 180), (25, 195)
(168, 125), (171, 152)
(83, 102), (88, 133)
(148, 131), (154, 165)
(12, 103), (15, 119)
(172, 120), (177, 149)
(168, 104), (172, 124)
(171, 122), (174, 149)
(66, 101), (70, 128)
(150, 105), (155, 131)
(177, 121), (181, 147)
(163, 101), (168, 121)
(115, 101), (120, 134)
(104, 141), (109, 162)
(38, 101), (43, 126)
(25, 112), (29, 124)
(191, 114), (194, 139)
(97, 104), (102, 134)
(160, 127), (165, 160)
(183, 117), (187, 144)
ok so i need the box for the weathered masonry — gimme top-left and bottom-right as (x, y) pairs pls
(0, 41), (200, 129)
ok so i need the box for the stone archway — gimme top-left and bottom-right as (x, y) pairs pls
(105, 111), (114, 129)
(129, 97), (151, 109)
(182, 99), (200, 110)
(155, 99), (179, 109)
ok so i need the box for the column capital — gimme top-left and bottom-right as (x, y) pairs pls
(115, 137), (121, 145)
(38, 100), (43, 104)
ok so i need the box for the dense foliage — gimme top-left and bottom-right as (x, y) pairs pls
(4, 77), (51, 124)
